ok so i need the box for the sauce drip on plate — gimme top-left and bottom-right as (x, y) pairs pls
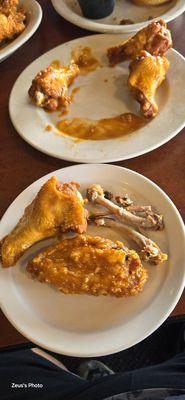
(45, 124), (52, 131)
(70, 86), (81, 101)
(71, 47), (101, 75)
(50, 59), (61, 69)
(59, 108), (69, 117)
(58, 87), (80, 116)
(56, 113), (145, 141)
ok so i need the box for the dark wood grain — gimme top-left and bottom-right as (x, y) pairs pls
(0, 1), (184, 348)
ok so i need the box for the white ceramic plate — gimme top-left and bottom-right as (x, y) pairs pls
(0, 164), (185, 357)
(51, 0), (185, 33)
(0, 0), (42, 62)
(9, 34), (185, 163)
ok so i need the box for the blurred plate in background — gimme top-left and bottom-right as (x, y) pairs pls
(51, 0), (185, 33)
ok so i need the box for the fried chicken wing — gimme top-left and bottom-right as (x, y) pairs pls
(28, 63), (80, 111)
(1, 177), (87, 268)
(128, 51), (169, 118)
(0, 8), (25, 44)
(0, 0), (25, 45)
(0, 0), (19, 14)
(27, 234), (148, 297)
(107, 19), (172, 66)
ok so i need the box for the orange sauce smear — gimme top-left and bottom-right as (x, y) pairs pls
(56, 113), (145, 141)
(70, 86), (81, 101)
(45, 124), (52, 131)
(71, 47), (101, 75)
(58, 87), (81, 117)
(50, 59), (61, 69)
(60, 108), (69, 117)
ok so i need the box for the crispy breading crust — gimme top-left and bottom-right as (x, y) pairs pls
(27, 234), (148, 297)
(28, 63), (80, 111)
(0, 0), (25, 44)
(107, 19), (172, 66)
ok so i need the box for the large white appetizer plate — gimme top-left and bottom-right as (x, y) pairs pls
(0, 164), (185, 356)
(9, 34), (185, 163)
(0, 0), (42, 62)
(51, 0), (185, 34)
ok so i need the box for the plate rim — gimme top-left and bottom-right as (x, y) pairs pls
(0, 164), (185, 357)
(51, 0), (185, 33)
(0, 0), (42, 62)
(9, 34), (185, 163)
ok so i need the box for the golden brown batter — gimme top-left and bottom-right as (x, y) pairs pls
(27, 235), (148, 297)
(71, 47), (101, 75)
(107, 19), (172, 65)
(28, 62), (80, 111)
(0, 0), (26, 46)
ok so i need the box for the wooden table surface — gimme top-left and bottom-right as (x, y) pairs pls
(0, 1), (184, 348)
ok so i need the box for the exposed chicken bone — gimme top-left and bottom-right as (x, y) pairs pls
(90, 215), (167, 265)
(86, 184), (164, 231)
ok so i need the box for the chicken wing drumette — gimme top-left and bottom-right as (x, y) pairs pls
(27, 234), (148, 297)
(107, 19), (172, 66)
(1, 177), (87, 267)
(28, 63), (80, 111)
(128, 50), (169, 118)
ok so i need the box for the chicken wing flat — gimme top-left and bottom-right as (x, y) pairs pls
(1, 177), (87, 268)
(128, 51), (169, 118)
(27, 234), (148, 297)
(107, 19), (172, 66)
(28, 63), (80, 111)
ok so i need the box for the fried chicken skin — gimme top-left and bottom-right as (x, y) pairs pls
(27, 234), (148, 297)
(0, 0), (19, 14)
(0, 0), (25, 45)
(0, 8), (25, 44)
(28, 63), (80, 111)
(1, 177), (87, 268)
(128, 51), (169, 118)
(107, 19), (172, 66)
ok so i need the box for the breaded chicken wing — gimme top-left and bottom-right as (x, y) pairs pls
(0, 0), (19, 14)
(27, 234), (148, 297)
(0, 7), (25, 44)
(107, 19), (172, 66)
(1, 177), (87, 268)
(28, 63), (80, 111)
(128, 51), (169, 118)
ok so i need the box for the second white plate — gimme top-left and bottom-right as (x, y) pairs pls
(9, 34), (185, 163)
(0, 164), (185, 356)
(51, 0), (185, 34)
